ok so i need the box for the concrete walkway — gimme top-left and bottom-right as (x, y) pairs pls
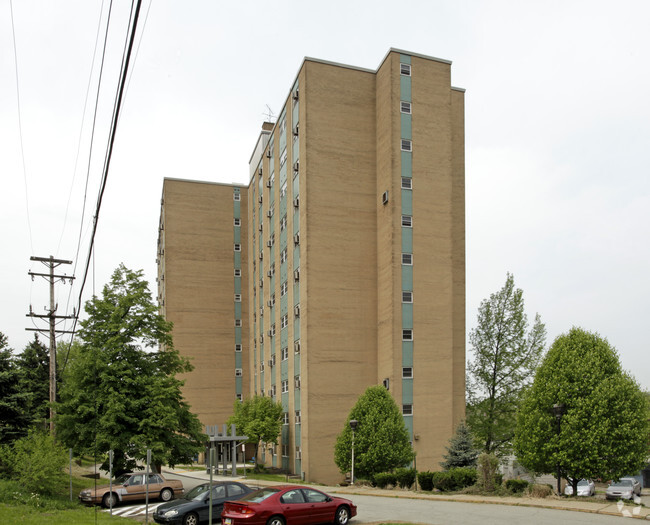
(163, 466), (650, 521)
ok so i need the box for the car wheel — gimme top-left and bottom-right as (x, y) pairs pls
(102, 492), (117, 508)
(335, 505), (350, 525)
(160, 488), (173, 501)
(183, 512), (199, 525)
(267, 515), (285, 525)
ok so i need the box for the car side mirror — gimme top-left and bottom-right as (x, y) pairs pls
(326, 497), (332, 502)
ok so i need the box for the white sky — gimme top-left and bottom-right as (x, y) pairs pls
(1, 0), (649, 391)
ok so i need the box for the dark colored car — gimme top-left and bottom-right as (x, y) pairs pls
(221, 485), (357, 525)
(79, 472), (184, 507)
(154, 481), (254, 525)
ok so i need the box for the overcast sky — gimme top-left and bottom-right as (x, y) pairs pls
(1, 0), (648, 391)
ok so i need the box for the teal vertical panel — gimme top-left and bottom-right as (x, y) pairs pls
(234, 200), (241, 217)
(235, 327), (241, 343)
(234, 228), (241, 243)
(400, 54), (411, 64)
(401, 265), (413, 288)
(235, 303), (242, 318)
(294, 388), (301, 411)
(402, 342), (413, 366)
(401, 228), (413, 252)
(235, 376), (242, 393)
(234, 277), (241, 294)
(400, 75), (411, 101)
(234, 252), (241, 267)
(293, 248), (300, 269)
(402, 378), (413, 403)
(401, 113), (412, 140)
(281, 328), (287, 347)
(295, 459), (301, 474)
(402, 304), (413, 329)
(235, 352), (242, 368)
(401, 151), (412, 177)
(403, 416), (413, 439)
(294, 318), (300, 340)
(281, 360), (288, 379)
(401, 189), (412, 215)
(282, 424), (289, 440)
(282, 457), (289, 470)
(272, 454), (277, 468)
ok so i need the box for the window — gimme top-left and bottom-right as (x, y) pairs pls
(267, 206), (274, 219)
(236, 393), (243, 401)
(269, 262), (275, 277)
(280, 118), (286, 133)
(401, 139), (412, 152)
(269, 324), (276, 336)
(303, 489), (327, 503)
(280, 248), (288, 263)
(402, 404), (413, 416)
(403, 367), (413, 378)
(281, 314), (288, 329)
(280, 215), (287, 231)
(270, 293), (276, 307)
(282, 445), (289, 457)
(280, 281), (288, 297)
(400, 63), (411, 76)
(402, 253), (413, 265)
(401, 177), (412, 189)
(280, 148), (287, 167)
(281, 489), (304, 503)
(228, 484), (245, 497)
(282, 412), (289, 425)
(234, 294), (241, 302)
(234, 268), (241, 277)
(295, 410), (301, 424)
(403, 329), (413, 341)
(402, 291), (413, 303)
(235, 368), (243, 377)
(234, 193), (241, 201)
(280, 182), (287, 199)
(294, 375), (301, 389)
(260, 361), (265, 372)
(400, 101), (412, 114)
(235, 319), (242, 327)
(234, 243), (241, 251)
(270, 384), (276, 398)
(234, 218), (241, 226)
(401, 215), (413, 227)
(281, 346), (288, 360)
(235, 344), (242, 352)
(281, 380), (288, 393)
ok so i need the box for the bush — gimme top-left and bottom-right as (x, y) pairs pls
(432, 468), (477, 492)
(505, 479), (529, 493)
(417, 471), (434, 491)
(527, 483), (553, 498)
(373, 472), (397, 488)
(476, 452), (500, 492)
(394, 468), (416, 489)
(6, 430), (68, 495)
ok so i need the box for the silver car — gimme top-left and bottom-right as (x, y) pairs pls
(605, 477), (642, 500)
(564, 479), (596, 496)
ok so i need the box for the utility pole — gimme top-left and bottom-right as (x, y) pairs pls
(26, 256), (76, 434)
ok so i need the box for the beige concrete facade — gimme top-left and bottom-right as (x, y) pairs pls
(158, 49), (465, 485)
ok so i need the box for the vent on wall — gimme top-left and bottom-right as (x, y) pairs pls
(382, 191), (389, 205)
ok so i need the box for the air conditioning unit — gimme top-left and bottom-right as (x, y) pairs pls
(292, 89), (299, 101)
(293, 196), (300, 208)
(382, 190), (389, 205)
(294, 376), (301, 389)
(258, 223), (263, 232)
(268, 359), (274, 367)
(259, 251), (264, 260)
(267, 240), (273, 248)
(293, 233), (300, 245)
(267, 210), (273, 218)
(258, 167), (263, 176)
(293, 161), (300, 173)
(293, 125), (299, 137)
(267, 270), (273, 278)
(295, 449), (302, 460)
(268, 330), (273, 337)
(294, 305), (300, 317)
(266, 180), (272, 188)
(258, 195), (263, 204)
(260, 362), (265, 372)
(293, 269), (300, 281)
(260, 334), (264, 343)
(266, 150), (271, 158)
(294, 340), (301, 353)
(260, 307), (264, 316)
(267, 300), (272, 307)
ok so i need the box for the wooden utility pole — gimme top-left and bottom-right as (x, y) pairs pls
(27, 255), (76, 434)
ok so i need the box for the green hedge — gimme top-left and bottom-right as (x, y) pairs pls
(394, 468), (417, 489)
(418, 471), (434, 491)
(373, 472), (397, 488)
(418, 468), (477, 492)
(505, 479), (529, 493)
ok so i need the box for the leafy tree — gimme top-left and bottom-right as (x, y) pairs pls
(440, 421), (479, 469)
(466, 273), (546, 455)
(227, 396), (283, 469)
(334, 385), (414, 480)
(15, 334), (50, 428)
(56, 264), (205, 474)
(0, 332), (31, 444)
(514, 327), (650, 496)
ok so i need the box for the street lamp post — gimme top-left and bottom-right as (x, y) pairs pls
(552, 403), (566, 496)
(349, 419), (358, 485)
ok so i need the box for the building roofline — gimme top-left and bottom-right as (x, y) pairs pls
(451, 86), (466, 93)
(163, 176), (247, 189)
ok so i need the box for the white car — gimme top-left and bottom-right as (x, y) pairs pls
(605, 478), (642, 500)
(564, 479), (596, 497)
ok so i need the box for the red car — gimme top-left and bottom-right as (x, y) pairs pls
(221, 485), (356, 525)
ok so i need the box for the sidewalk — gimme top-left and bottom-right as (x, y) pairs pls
(164, 466), (650, 521)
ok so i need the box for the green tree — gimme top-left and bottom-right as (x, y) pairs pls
(514, 327), (650, 496)
(227, 396), (283, 469)
(15, 334), (50, 428)
(0, 332), (31, 444)
(334, 385), (414, 480)
(440, 421), (479, 470)
(466, 273), (546, 455)
(56, 264), (205, 474)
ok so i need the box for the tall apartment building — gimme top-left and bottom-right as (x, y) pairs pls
(157, 49), (465, 485)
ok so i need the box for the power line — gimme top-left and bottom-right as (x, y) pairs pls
(9, 0), (34, 253)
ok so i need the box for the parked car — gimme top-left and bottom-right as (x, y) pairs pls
(221, 485), (356, 525)
(154, 481), (254, 525)
(564, 479), (596, 497)
(605, 478), (642, 500)
(79, 472), (184, 507)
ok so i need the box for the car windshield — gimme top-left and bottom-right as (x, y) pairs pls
(239, 488), (279, 503)
(184, 484), (211, 501)
(611, 480), (633, 488)
(577, 480), (589, 486)
(114, 474), (131, 485)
